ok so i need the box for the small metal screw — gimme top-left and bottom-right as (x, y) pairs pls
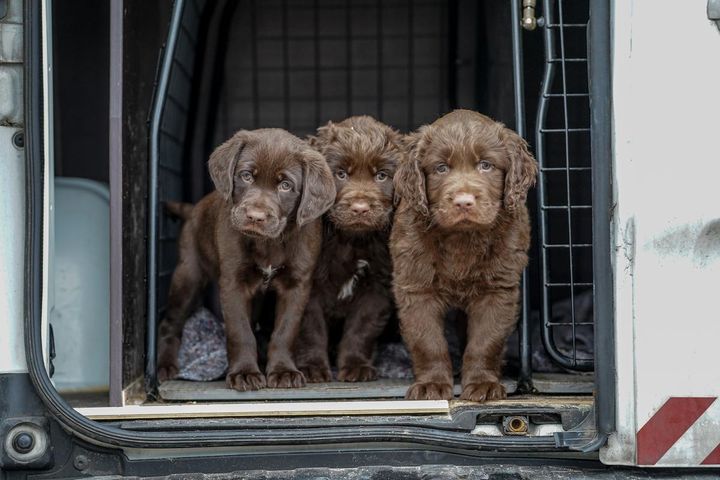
(12, 432), (34, 454)
(12, 131), (24, 149)
(74, 454), (90, 471)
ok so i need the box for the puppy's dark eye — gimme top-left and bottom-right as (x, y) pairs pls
(240, 171), (254, 183)
(375, 171), (388, 182)
(278, 180), (293, 192)
(336, 170), (348, 180)
(435, 163), (449, 174)
(478, 161), (493, 171)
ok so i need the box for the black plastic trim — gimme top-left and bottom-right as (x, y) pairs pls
(588, 0), (616, 440)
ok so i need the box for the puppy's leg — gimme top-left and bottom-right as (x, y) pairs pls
(220, 275), (266, 391)
(460, 288), (520, 402)
(294, 296), (332, 383)
(157, 251), (205, 383)
(265, 282), (311, 388)
(336, 291), (391, 382)
(398, 293), (453, 400)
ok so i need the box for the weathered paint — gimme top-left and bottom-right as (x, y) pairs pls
(0, 0), (26, 374)
(636, 397), (718, 465)
(0, 126), (26, 373)
(602, 0), (720, 467)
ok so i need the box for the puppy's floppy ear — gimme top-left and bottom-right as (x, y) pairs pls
(208, 130), (252, 200)
(296, 148), (336, 227)
(393, 131), (429, 216)
(503, 128), (538, 212)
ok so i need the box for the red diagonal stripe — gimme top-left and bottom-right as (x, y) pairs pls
(701, 443), (720, 465)
(637, 397), (716, 465)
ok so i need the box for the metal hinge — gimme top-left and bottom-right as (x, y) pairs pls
(521, 0), (538, 31)
(709, 0), (720, 31)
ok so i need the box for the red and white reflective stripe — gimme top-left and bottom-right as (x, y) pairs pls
(637, 397), (720, 466)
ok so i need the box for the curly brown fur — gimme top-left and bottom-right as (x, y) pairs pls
(157, 128), (335, 391)
(390, 110), (538, 401)
(294, 116), (402, 383)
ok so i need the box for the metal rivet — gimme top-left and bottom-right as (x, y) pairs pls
(12, 131), (24, 149)
(74, 454), (90, 471)
(12, 432), (34, 454)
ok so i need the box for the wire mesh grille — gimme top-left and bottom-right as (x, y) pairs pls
(215, 0), (449, 141)
(535, 0), (594, 371)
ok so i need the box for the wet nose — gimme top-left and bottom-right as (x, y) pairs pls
(246, 208), (267, 223)
(453, 192), (476, 210)
(350, 200), (371, 215)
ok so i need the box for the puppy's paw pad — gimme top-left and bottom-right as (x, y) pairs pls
(405, 382), (453, 400)
(226, 371), (267, 391)
(338, 365), (377, 382)
(459, 381), (506, 403)
(157, 364), (178, 383)
(267, 370), (306, 389)
(299, 365), (332, 383)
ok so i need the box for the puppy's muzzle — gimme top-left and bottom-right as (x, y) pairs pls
(245, 207), (268, 224)
(452, 192), (476, 212)
(349, 200), (371, 216)
(232, 204), (282, 237)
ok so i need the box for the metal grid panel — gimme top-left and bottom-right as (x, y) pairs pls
(215, 0), (449, 141)
(535, 0), (594, 371)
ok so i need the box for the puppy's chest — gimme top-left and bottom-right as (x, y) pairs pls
(322, 237), (390, 304)
(242, 241), (291, 290)
(434, 238), (498, 284)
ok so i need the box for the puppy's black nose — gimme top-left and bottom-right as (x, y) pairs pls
(453, 192), (476, 210)
(246, 209), (267, 223)
(350, 200), (370, 215)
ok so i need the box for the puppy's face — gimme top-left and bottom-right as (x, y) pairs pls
(395, 110), (538, 231)
(208, 129), (335, 238)
(311, 116), (402, 233)
(422, 133), (507, 230)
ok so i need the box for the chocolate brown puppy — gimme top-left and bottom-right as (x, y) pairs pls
(391, 110), (538, 401)
(294, 116), (402, 383)
(157, 128), (335, 390)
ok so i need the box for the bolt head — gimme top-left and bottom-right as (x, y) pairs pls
(12, 432), (34, 453)
(522, 17), (537, 30)
(12, 131), (24, 149)
(74, 454), (90, 470)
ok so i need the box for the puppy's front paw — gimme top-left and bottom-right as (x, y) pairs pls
(157, 363), (178, 383)
(405, 381), (453, 400)
(338, 365), (377, 382)
(267, 369), (306, 388)
(226, 370), (267, 391)
(299, 365), (332, 383)
(459, 381), (506, 402)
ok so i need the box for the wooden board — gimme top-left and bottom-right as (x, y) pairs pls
(158, 378), (519, 402)
(76, 399), (450, 420)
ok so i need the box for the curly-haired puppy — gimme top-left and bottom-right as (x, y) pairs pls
(157, 128), (335, 390)
(391, 110), (538, 401)
(294, 116), (402, 383)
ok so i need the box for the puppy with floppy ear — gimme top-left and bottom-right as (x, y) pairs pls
(294, 116), (402, 383)
(391, 109), (538, 401)
(157, 128), (335, 390)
